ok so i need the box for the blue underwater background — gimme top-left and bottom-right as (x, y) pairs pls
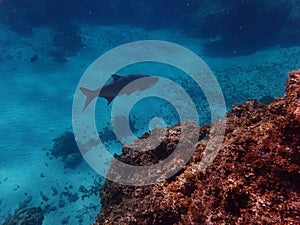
(0, 0), (300, 224)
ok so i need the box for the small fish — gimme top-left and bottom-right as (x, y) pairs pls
(80, 74), (159, 111)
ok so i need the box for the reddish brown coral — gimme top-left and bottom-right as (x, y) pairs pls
(93, 70), (300, 225)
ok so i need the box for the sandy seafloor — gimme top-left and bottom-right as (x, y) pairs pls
(0, 23), (299, 224)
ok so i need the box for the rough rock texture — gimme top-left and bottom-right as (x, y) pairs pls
(2, 207), (44, 225)
(94, 70), (300, 225)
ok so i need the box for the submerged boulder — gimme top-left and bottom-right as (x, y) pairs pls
(94, 70), (300, 224)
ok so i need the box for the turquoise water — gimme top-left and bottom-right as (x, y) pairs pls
(0, 1), (299, 224)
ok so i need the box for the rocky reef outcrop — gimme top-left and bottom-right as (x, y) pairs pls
(2, 207), (44, 225)
(94, 70), (300, 224)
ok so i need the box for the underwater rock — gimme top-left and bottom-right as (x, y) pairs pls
(43, 204), (57, 213)
(52, 24), (83, 57)
(93, 70), (300, 224)
(47, 48), (68, 63)
(46, 23), (83, 63)
(63, 152), (82, 169)
(66, 192), (79, 203)
(18, 195), (33, 209)
(50, 131), (82, 169)
(58, 199), (66, 208)
(2, 207), (44, 225)
(61, 216), (70, 225)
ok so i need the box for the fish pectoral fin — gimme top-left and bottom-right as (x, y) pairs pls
(105, 96), (115, 105)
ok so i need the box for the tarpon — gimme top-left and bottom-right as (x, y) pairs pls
(80, 74), (159, 111)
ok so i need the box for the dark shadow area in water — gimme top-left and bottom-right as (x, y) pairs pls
(1, 0), (299, 56)
(199, 1), (300, 56)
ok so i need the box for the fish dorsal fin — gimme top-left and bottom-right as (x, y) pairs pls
(111, 74), (121, 81)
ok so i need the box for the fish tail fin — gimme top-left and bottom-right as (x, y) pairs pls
(79, 87), (99, 111)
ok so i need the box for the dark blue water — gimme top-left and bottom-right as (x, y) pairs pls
(1, 0), (300, 55)
(0, 0), (299, 224)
